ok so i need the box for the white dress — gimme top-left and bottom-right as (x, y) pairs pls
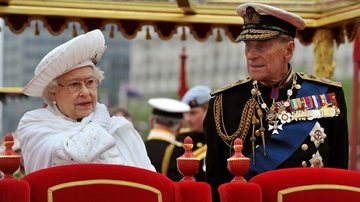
(17, 103), (155, 174)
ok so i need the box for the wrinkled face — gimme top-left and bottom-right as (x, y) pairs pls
(52, 66), (98, 120)
(244, 37), (294, 85)
(183, 105), (208, 133)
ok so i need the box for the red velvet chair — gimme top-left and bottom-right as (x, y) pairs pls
(249, 167), (360, 202)
(0, 178), (30, 202)
(0, 133), (30, 202)
(21, 164), (211, 202)
(219, 182), (262, 202)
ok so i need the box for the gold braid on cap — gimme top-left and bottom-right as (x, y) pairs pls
(214, 94), (265, 164)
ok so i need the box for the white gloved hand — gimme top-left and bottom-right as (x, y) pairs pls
(92, 103), (111, 129)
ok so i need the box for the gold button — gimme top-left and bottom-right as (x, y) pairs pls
(302, 161), (307, 167)
(301, 144), (308, 151)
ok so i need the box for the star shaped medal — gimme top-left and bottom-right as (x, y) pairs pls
(268, 120), (283, 134)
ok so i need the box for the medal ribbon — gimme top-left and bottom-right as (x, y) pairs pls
(245, 81), (329, 180)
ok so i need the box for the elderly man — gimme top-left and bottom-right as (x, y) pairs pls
(203, 3), (349, 201)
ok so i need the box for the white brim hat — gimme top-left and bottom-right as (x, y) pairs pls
(148, 98), (190, 119)
(23, 29), (106, 97)
(235, 3), (305, 42)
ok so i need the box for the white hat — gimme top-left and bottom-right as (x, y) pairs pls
(181, 85), (212, 108)
(148, 98), (190, 119)
(23, 29), (106, 96)
(235, 3), (305, 42)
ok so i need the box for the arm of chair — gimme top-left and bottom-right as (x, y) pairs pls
(218, 182), (262, 202)
(173, 181), (212, 202)
(0, 178), (30, 202)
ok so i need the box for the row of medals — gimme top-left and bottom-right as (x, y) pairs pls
(253, 79), (340, 134)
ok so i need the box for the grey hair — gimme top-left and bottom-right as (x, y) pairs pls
(152, 114), (183, 131)
(42, 66), (104, 106)
(277, 34), (294, 43)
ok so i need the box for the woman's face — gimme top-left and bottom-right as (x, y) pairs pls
(52, 66), (98, 120)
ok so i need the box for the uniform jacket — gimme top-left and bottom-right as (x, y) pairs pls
(145, 128), (182, 180)
(204, 72), (349, 202)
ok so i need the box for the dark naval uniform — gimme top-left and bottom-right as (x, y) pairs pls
(145, 128), (183, 181)
(171, 129), (207, 181)
(204, 72), (349, 201)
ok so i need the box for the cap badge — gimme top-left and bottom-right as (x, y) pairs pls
(244, 7), (260, 25)
(189, 99), (199, 108)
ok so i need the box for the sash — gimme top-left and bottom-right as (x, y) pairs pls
(245, 81), (328, 179)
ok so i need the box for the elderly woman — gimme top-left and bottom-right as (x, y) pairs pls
(17, 29), (155, 174)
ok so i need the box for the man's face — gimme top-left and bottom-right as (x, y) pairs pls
(244, 37), (294, 85)
(183, 105), (208, 133)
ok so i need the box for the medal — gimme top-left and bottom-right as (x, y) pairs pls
(279, 111), (291, 124)
(268, 120), (283, 134)
(252, 74), (298, 134)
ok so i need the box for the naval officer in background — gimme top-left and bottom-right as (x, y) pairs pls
(145, 98), (190, 180)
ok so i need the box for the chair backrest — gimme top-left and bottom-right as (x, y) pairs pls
(22, 164), (175, 202)
(249, 167), (360, 202)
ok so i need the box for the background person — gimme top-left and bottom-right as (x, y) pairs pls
(145, 98), (190, 180)
(17, 29), (155, 174)
(203, 3), (349, 202)
(110, 107), (133, 122)
(174, 85), (212, 181)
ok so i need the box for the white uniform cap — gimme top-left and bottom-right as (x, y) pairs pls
(181, 85), (212, 108)
(23, 29), (106, 97)
(235, 3), (305, 42)
(148, 98), (190, 118)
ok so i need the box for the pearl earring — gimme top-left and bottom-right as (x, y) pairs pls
(52, 100), (56, 105)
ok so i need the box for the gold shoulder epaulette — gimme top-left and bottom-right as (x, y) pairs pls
(297, 72), (342, 88)
(211, 77), (251, 96)
(179, 127), (190, 134)
(193, 145), (207, 160)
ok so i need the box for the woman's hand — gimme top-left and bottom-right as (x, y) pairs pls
(92, 103), (110, 129)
